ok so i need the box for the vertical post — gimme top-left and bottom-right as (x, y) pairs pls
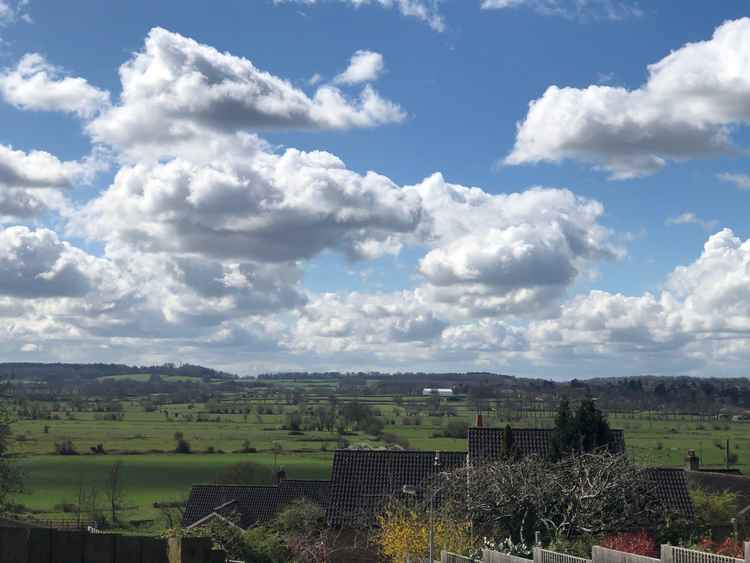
(726, 438), (731, 469)
(743, 541), (749, 563)
(429, 492), (434, 563)
(661, 545), (673, 563)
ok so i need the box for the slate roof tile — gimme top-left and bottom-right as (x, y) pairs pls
(182, 480), (330, 529)
(326, 449), (466, 526)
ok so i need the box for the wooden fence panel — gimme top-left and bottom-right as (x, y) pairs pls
(0, 525), (225, 563)
(28, 528), (53, 563)
(84, 533), (116, 563)
(0, 526), (29, 563)
(52, 529), (86, 563)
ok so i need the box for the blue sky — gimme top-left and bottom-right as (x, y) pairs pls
(1, 0), (750, 377)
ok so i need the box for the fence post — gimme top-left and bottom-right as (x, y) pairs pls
(744, 542), (749, 563)
(534, 547), (542, 563)
(661, 545), (673, 563)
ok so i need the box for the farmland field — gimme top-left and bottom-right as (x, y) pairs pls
(7, 378), (750, 531)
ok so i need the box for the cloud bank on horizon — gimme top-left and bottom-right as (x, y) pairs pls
(2, 6), (750, 378)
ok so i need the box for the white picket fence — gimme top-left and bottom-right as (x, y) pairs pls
(592, 545), (660, 563)
(662, 545), (748, 563)
(483, 551), (537, 563)
(409, 541), (750, 563)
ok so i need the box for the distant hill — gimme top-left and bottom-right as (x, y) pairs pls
(0, 362), (236, 383)
(257, 371), (750, 412)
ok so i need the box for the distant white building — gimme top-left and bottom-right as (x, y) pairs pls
(422, 388), (453, 397)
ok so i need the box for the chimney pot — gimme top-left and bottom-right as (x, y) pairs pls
(475, 413), (483, 428)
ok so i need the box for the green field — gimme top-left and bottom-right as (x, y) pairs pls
(9, 389), (750, 530)
(16, 453), (331, 528)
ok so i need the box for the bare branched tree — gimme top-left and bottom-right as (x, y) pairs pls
(105, 461), (125, 524)
(439, 451), (675, 544)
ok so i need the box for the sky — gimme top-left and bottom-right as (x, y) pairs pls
(1, 0), (750, 378)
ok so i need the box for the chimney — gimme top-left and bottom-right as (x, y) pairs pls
(475, 413), (483, 428)
(685, 449), (700, 471)
(275, 468), (287, 485)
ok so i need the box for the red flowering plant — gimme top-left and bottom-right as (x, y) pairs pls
(696, 537), (745, 559)
(599, 530), (659, 558)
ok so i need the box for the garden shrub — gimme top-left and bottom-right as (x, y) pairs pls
(600, 530), (658, 557)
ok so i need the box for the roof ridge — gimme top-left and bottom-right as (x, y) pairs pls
(192, 483), (278, 488)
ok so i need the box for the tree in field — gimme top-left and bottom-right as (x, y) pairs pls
(551, 397), (613, 459)
(0, 380), (23, 511)
(105, 461), (125, 523)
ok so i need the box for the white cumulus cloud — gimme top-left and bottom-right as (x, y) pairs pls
(0, 53), (110, 118)
(335, 50), (384, 84)
(88, 28), (405, 160)
(505, 18), (750, 179)
(73, 140), (423, 263)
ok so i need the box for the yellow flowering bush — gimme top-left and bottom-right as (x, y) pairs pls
(374, 506), (478, 562)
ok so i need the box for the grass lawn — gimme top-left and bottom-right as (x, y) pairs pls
(17, 452), (332, 527)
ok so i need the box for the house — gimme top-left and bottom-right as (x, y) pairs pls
(325, 425), (690, 527)
(183, 424), (693, 532)
(326, 449), (467, 527)
(422, 388), (453, 397)
(182, 479), (330, 530)
(684, 449), (750, 519)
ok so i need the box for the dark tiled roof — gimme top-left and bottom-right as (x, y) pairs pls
(467, 427), (625, 463)
(644, 468), (694, 518)
(183, 480), (330, 529)
(327, 449), (467, 527)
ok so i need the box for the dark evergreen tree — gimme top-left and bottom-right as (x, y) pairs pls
(550, 398), (577, 459)
(551, 397), (614, 459)
(501, 424), (515, 460)
(574, 397), (614, 453)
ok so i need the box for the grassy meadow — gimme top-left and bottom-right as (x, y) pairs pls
(8, 383), (750, 531)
